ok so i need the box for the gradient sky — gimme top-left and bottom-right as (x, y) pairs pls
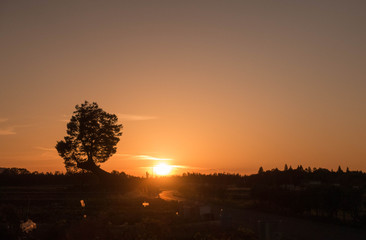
(1, 0), (365, 176)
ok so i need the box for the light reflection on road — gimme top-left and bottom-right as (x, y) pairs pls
(159, 190), (186, 202)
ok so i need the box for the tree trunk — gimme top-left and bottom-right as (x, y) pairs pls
(77, 160), (112, 182)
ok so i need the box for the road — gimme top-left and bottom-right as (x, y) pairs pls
(159, 190), (186, 202)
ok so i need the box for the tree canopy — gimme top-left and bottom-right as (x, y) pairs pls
(56, 101), (122, 175)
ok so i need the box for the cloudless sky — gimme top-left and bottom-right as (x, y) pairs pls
(1, 0), (365, 176)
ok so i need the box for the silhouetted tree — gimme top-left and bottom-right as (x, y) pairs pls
(284, 164), (288, 171)
(258, 166), (264, 174)
(297, 165), (304, 171)
(56, 101), (122, 178)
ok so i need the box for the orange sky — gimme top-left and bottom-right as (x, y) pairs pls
(1, 1), (365, 176)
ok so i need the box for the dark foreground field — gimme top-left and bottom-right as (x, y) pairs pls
(1, 185), (366, 240)
(0, 185), (258, 240)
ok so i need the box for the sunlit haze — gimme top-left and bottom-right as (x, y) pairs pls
(1, 1), (365, 176)
(153, 163), (173, 176)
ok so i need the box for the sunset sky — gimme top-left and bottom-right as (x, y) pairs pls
(1, 0), (365, 176)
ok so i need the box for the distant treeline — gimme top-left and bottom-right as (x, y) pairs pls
(1, 165), (365, 188)
(164, 166), (366, 188)
(0, 168), (137, 187)
(248, 165), (366, 187)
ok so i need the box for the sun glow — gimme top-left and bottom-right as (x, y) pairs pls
(153, 163), (173, 176)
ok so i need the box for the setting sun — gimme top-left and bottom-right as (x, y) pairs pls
(153, 163), (173, 176)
